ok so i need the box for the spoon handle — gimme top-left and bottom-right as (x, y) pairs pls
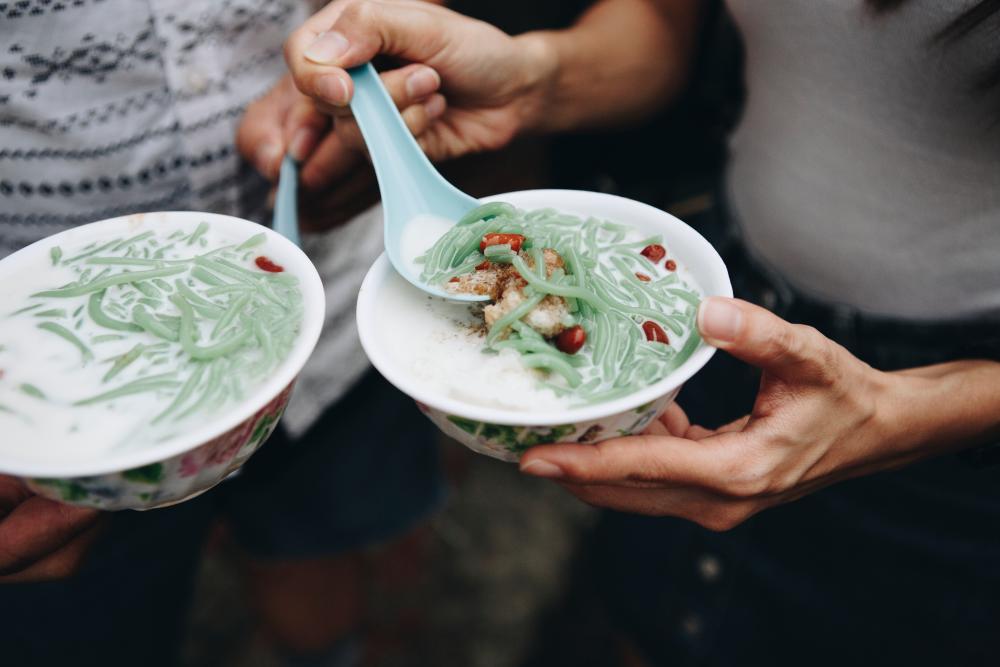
(347, 63), (438, 214)
(272, 154), (301, 247)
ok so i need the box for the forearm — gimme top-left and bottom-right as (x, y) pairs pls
(883, 359), (1000, 457)
(515, 0), (703, 133)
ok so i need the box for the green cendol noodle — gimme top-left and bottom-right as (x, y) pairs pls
(18, 225), (302, 424)
(416, 203), (703, 404)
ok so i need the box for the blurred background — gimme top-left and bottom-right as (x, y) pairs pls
(181, 2), (745, 665)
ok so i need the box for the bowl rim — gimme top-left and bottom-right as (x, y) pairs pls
(356, 189), (732, 427)
(0, 211), (326, 478)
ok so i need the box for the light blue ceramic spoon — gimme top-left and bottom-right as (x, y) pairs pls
(272, 155), (301, 247)
(347, 63), (486, 302)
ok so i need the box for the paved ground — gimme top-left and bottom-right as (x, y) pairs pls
(182, 438), (597, 667)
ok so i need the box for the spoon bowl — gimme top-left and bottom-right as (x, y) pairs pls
(347, 63), (487, 302)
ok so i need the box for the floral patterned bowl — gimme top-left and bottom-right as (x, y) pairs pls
(356, 189), (732, 463)
(0, 212), (326, 510)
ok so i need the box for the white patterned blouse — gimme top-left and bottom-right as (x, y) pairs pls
(0, 0), (383, 435)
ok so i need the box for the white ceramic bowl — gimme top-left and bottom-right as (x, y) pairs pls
(357, 189), (731, 462)
(0, 212), (325, 510)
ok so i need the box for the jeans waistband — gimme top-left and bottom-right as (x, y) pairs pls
(709, 198), (1000, 370)
(710, 189), (1000, 466)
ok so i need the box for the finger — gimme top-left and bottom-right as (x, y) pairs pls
(519, 434), (741, 493)
(401, 93), (447, 138)
(657, 402), (691, 437)
(684, 414), (751, 440)
(302, 62), (445, 185)
(330, 64), (444, 154)
(0, 476), (32, 516)
(236, 81), (292, 181)
(716, 414), (752, 434)
(0, 497), (100, 575)
(643, 419), (670, 437)
(697, 297), (840, 383)
(685, 424), (715, 440)
(296, 62), (443, 182)
(283, 98), (331, 163)
(332, 92), (445, 160)
(0, 519), (103, 583)
(282, 0), (354, 100)
(299, 131), (362, 191)
(561, 482), (692, 516)
(559, 482), (759, 530)
(286, 0), (452, 107)
(381, 63), (442, 108)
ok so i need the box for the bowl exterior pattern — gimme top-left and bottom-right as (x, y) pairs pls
(25, 383), (295, 511)
(417, 387), (681, 462)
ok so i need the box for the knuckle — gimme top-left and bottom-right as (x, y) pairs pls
(0, 551), (31, 576)
(46, 558), (80, 581)
(283, 32), (303, 67)
(698, 512), (735, 532)
(781, 324), (810, 360)
(560, 460), (598, 484)
(720, 454), (774, 498)
(724, 475), (767, 498)
(564, 484), (602, 508)
(401, 106), (427, 134)
(774, 324), (841, 384)
(299, 167), (327, 192)
(341, 0), (374, 24)
(801, 326), (837, 371)
(699, 506), (752, 532)
(761, 324), (797, 366)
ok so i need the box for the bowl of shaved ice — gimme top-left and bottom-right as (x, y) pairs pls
(357, 189), (731, 461)
(0, 211), (325, 509)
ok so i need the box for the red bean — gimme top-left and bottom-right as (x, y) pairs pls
(640, 244), (666, 263)
(665, 259), (677, 271)
(642, 321), (669, 344)
(635, 272), (651, 282)
(480, 233), (525, 253)
(556, 325), (587, 354)
(254, 256), (284, 273)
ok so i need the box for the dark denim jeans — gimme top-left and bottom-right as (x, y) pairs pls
(2, 370), (443, 667)
(594, 227), (1000, 667)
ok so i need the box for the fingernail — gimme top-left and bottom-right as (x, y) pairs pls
(304, 31), (350, 64)
(406, 67), (440, 99)
(288, 127), (318, 162)
(255, 143), (282, 176)
(316, 74), (350, 105)
(423, 94), (446, 119)
(520, 459), (564, 479)
(698, 297), (743, 344)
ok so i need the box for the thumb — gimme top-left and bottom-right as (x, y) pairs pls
(518, 433), (738, 494)
(697, 297), (836, 383)
(286, 1), (451, 107)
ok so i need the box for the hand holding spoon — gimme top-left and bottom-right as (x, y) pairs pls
(346, 63), (486, 302)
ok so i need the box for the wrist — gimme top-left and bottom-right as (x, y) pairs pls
(509, 31), (561, 135)
(873, 371), (933, 458)
(879, 361), (1000, 458)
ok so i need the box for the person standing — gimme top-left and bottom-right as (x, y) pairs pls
(0, 1), (445, 665)
(283, 0), (1000, 664)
